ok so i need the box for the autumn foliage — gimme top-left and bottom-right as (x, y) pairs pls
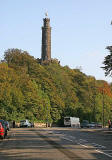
(0, 49), (112, 125)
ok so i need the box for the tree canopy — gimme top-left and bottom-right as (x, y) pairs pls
(0, 48), (112, 126)
(102, 46), (112, 77)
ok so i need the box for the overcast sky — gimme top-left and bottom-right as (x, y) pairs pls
(0, 0), (112, 82)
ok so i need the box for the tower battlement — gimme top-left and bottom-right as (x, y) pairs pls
(43, 18), (50, 27)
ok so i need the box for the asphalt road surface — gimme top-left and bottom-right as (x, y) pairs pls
(0, 127), (112, 160)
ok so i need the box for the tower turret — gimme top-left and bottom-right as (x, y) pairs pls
(41, 14), (51, 62)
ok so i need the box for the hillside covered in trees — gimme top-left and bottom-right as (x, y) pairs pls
(0, 48), (112, 125)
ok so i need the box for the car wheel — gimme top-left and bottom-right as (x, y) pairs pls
(1, 135), (5, 139)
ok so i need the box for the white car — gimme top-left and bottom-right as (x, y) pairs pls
(20, 120), (31, 128)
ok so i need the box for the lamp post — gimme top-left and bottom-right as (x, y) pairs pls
(102, 88), (105, 128)
(46, 104), (48, 127)
(92, 79), (96, 122)
(43, 88), (49, 127)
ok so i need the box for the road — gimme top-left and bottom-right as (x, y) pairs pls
(0, 127), (112, 160)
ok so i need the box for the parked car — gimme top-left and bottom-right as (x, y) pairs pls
(0, 120), (7, 137)
(88, 122), (96, 128)
(0, 122), (5, 139)
(20, 119), (31, 128)
(96, 123), (102, 128)
(80, 120), (89, 128)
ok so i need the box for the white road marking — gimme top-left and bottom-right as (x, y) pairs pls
(96, 149), (112, 158)
(107, 153), (112, 155)
(78, 142), (112, 158)
(52, 131), (112, 158)
(58, 134), (112, 158)
(77, 143), (88, 148)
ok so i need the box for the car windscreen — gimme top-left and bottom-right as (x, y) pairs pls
(64, 118), (70, 122)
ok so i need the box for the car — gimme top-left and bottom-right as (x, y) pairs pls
(88, 122), (96, 128)
(0, 122), (5, 139)
(80, 120), (89, 128)
(0, 120), (7, 137)
(96, 123), (102, 128)
(20, 119), (31, 128)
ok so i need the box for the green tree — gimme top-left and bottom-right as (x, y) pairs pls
(102, 46), (112, 76)
(1, 48), (112, 125)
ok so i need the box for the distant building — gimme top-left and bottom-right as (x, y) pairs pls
(41, 15), (51, 63)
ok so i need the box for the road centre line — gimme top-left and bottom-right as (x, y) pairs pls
(96, 149), (112, 158)
(77, 141), (112, 158)
(61, 136), (91, 148)
(66, 136), (106, 149)
(49, 130), (112, 158)
(59, 134), (104, 149)
(77, 143), (88, 148)
(59, 134), (112, 158)
(52, 131), (112, 158)
(107, 153), (112, 155)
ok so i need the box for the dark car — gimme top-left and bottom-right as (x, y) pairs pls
(96, 122), (102, 128)
(80, 120), (89, 128)
(0, 120), (7, 137)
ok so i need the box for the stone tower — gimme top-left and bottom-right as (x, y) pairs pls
(41, 15), (51, 62)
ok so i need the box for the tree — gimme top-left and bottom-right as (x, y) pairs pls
(102, 46), (112, 76)
(1, 48), (112, 124)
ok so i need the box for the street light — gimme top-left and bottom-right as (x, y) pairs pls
(46, 104), (48, 127)
(102, 88), (105, 128)
(43, 88), (49, 127)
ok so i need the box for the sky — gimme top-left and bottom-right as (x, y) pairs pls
(0, 0), (112, 83)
